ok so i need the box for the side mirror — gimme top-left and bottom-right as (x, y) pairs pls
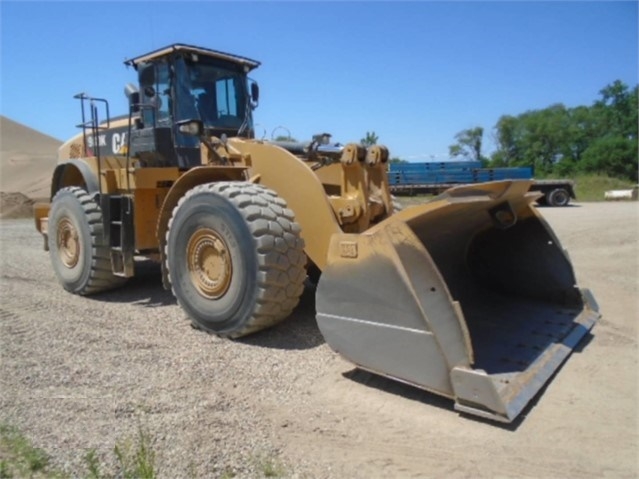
(124, 83), (140, 113)
(250, 82), (259, 103)
(129, 92), (140, 112)
(176, 119), (203, 137)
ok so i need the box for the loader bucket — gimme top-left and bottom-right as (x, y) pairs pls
(316, 180), (599, 423)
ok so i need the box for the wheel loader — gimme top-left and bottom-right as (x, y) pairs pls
(34, 44), (600, 423)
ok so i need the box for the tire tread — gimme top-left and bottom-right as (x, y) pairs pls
(166, 182), (306, 338)
(50, 187), (126, 295)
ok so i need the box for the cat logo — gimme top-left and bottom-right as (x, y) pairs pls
(112, 132), (128, 154)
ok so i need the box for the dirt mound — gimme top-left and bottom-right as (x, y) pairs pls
(0, 192), (36, 219)
(0, 116), (61, 200)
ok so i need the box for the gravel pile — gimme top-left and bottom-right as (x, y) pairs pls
(0, 192), (35, 219)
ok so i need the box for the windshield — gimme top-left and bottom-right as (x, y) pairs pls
(175, 56), (251, 132)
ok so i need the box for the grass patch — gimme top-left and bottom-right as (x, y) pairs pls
(0, 422), (159, 479)
(251, 452), (287, 478)
(0, 423), (64, 478)
(572, 174), (637, 202)
(219, 468), (237, 479)
(83, 449), (103, 479)
(112, 425), (157, 479)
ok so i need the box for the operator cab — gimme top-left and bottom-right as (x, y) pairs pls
(124, 43), (260, 168)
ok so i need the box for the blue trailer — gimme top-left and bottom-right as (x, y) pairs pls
(389, 161), (576, 206)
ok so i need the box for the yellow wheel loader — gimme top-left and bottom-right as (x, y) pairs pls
(34, 44), (599, 423)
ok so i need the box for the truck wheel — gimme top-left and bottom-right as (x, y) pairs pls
(547, 188), (570, 207)
(48, 187), (126, 295)
(165, 182), (306, 338)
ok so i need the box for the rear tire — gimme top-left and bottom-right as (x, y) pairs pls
(547, 188), (570, 207)
(48, 187), (126, 295)
(165, 182), (306, 338)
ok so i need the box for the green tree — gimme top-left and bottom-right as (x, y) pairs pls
(449, 127), (486, 164)
(579, 137), (638, 181)
(491, 115), (520, 166)
(273, 135), (297, 142)
(388, 157), (407, 164)
(594, 80), (638, 138)
(360, 131), (379, 146)
(525, 104), (571, 174)
(563, 105), (597, 162)
(490, 80), (638, 180)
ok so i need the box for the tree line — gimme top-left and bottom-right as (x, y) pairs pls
(448, 80), (638, 181)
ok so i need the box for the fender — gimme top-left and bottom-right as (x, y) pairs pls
(51, 160), (100, 199)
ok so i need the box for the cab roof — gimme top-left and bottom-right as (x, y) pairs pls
(124, 43), (261, 71)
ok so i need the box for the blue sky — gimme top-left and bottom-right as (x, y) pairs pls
(1, 1), (637, 160)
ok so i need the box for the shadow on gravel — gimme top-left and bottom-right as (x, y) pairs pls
(238, 286), (326, 351)
(343, 360), (570, 431)
(342, 368), (458, 416)
(572, 331), (595, 353)
(84, 261), (325, 350)
(89, 259), (177, 308)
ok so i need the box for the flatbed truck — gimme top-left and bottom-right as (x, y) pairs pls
(389, 161), (576, 206)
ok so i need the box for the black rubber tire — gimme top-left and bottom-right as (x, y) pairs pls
(536, 195), (548, 206)
(165, 182), (306, 338)
(306, 261), (322, 286)
(547, 188), (570, 207)
(48, 187), (126, 295)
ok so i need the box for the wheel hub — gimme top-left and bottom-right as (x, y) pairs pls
(555, 191), (568, 204)
(187, 228), (232, 299)
(57, 217), (80, 268)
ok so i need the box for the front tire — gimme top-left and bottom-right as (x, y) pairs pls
(48, 187), (126, 295)
(165, 182), (306, 338)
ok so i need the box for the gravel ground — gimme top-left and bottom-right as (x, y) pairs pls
(1, 201), (637, 478)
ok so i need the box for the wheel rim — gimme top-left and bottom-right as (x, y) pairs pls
(555, 191), (568, 205)
(187, 228), (232, 299)
(56, 217), (80, 268)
